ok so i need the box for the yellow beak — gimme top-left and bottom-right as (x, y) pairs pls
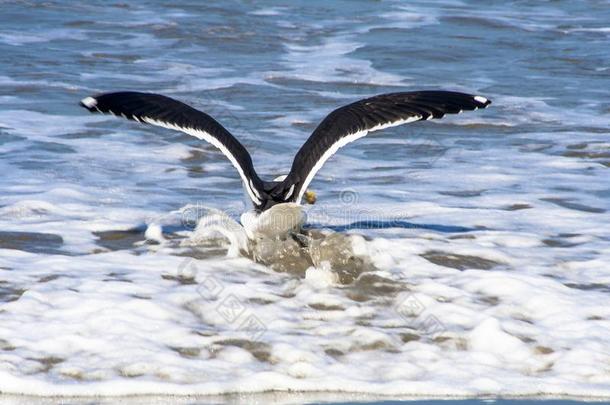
(304, 190), (317, 204)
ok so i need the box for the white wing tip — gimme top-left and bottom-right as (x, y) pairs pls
(81, 96), (97, 108)
(474, 95), (488, 104)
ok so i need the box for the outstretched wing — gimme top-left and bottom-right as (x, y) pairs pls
(281, 91), (491, 204)
(80, 91), (265, 207)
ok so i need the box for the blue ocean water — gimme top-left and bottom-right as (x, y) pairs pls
(0, 0), (609, 399)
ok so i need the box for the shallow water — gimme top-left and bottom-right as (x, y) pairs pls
(1, 0), (610, 399)
(1, 395), (610, 405)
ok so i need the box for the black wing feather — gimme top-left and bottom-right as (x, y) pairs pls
(281, 91), (491, 204)
(80, 91), (265, 207)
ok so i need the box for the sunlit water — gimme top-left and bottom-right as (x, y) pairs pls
(0, 0), (609, 399)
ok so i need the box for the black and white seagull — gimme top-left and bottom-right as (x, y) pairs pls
(80, 91), (491, 214)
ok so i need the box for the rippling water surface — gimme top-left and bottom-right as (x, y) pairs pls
(0, 0), (609, 399)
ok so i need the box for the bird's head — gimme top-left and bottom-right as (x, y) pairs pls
(304, 190), (316, 204)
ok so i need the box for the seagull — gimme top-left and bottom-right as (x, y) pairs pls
(80, 90), (491, 215)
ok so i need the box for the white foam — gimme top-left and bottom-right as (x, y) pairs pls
(249, 7), (285, 16)
(280, 36), (405, 86)
(305, 264), (339, 287)
(0, 29), (87, 46)
(144, 223), (164, 243)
